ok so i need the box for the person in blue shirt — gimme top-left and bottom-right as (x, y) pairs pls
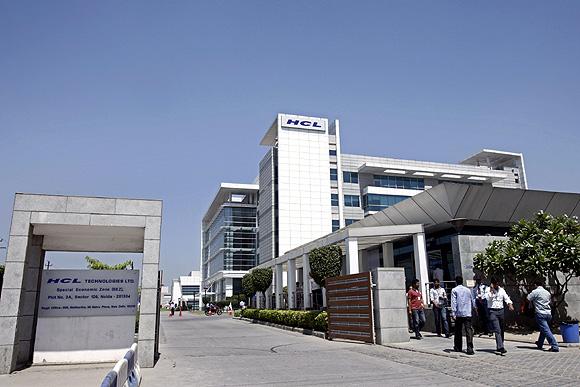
(451, 275), (475, 355)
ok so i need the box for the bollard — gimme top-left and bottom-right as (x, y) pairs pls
(113, 358), (128, 387)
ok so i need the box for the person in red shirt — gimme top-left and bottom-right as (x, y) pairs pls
(407, 278), (426, 339)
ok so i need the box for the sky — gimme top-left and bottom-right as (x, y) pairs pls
(1, 1), (579, 283)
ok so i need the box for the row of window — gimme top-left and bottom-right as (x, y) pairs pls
(343, 171), (358, 183)
(373, 175), (425, 190)
(331, 218), (360, 231)
(331, 194), (361, 207)
(330, 168), (338, 181)
(362, 194), (409, 212)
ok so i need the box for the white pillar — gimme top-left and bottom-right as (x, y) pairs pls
(265, 284), (272, 309)
(345, 238), (360, 274)
(302, 254), (311, 310)
(287, 259), (296, 309)
(225, 277), (233, 298)
(413, 232), (430, 304)
(275, 264), (283, 309)
(382, 242), (394, 267)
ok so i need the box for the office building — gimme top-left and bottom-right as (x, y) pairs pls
(171, 271), (202, 310)
(258, 113), (526, 266)
(201, 183), (258, 301)
(202, 113), (528, 302)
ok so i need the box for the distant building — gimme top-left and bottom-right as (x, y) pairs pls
(201, 184), (258, 301)
(160, 285), (171, 306)
(171, 271), (202, 310)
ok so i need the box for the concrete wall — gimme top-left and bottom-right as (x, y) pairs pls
(451, 235), (507, 281)
(33, 315), (135, 363)
(372, 268), (409, 344)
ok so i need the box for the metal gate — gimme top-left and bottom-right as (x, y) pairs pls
(326, 272), (374, 343)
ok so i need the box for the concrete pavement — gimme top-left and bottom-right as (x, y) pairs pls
(141, 313), (482, 386)
(2, 312), (578, 386)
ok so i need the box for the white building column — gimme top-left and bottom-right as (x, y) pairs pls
(275, 264), (283, 309)
(225, 277), (233, 298)
(302, 253), (311, 310)
(287, 259), (296, 309)
(345, 238), (360, 274)
(255, 292), (262, 309)
(265, 283), (272, 309)
(381, 242), (394, 267)
(413, 232), (430, 304)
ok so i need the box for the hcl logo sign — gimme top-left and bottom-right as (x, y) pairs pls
(280, 114), (326, 132)
(285, 119), (322, 129)
(47, 278), (81, 284)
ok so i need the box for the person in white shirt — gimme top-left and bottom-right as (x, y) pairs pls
(485, 277), (514, 354)
(239, 300), (246, 310)
(429, 279), (450, 338)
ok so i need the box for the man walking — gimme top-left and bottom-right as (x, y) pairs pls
(485, 278), (514, 354)
(471, 275), (492, 336)
(407, 279), (426, 339)
(430, 279), (450, 338)
(527, 280), (559, 352)
(451, 276), (475, 355)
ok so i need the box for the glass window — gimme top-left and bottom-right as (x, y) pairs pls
(329, 149), (337, 156)
(372, 175), (424, 190)
(345, 219), (357, 226)
(343, 171), (359, 184)
(331, 193), (339, 206)
(332, 219), (340, 231)
(330, 168), (338, 181)
(362, 194), (409, 212)
(344, 195), (360, 207)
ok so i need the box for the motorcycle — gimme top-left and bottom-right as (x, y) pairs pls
(204, 305), (222, 316)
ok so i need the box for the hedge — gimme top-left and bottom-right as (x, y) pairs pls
(239, 308), (327, 332)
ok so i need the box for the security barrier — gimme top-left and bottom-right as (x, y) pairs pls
(100, 343), (141, 387)
(326, 272), (374, 343)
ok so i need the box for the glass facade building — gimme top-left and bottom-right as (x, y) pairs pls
(201, 184), (259, 302)
(203, 206), (257, 277)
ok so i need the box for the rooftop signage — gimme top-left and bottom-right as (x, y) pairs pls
(279, 114), (327, 132)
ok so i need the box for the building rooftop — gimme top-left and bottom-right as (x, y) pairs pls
(202, 182), (259, 225)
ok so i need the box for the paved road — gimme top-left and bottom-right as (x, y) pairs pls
(142, 314), (475, 386)
(143, 313), (580, 387)
(1, 313), (577, 386)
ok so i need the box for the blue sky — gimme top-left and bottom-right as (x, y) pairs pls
(1, 1), (579, 283)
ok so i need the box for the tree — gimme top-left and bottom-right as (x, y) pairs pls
(85, 256), (133, 270)
(252, 268), (273, 298)
(242, 272), (256, 297)
(309, 245), (343, 288)
(474, 211), (580, 314)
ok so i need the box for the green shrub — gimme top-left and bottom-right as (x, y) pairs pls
(234, 309), (241, 317)
(313, 312), (328, 332)
(238, 308), (327, 332)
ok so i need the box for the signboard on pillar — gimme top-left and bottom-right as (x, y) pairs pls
(38, 269), (139, 317)
(34, 270), (140, 364)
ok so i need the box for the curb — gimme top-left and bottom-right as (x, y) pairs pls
(234, 316), (326, 339)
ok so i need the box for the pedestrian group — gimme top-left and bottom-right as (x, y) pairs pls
(407, 275), (559, 355)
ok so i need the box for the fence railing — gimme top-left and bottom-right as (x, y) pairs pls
(100, 343), (141, 387)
